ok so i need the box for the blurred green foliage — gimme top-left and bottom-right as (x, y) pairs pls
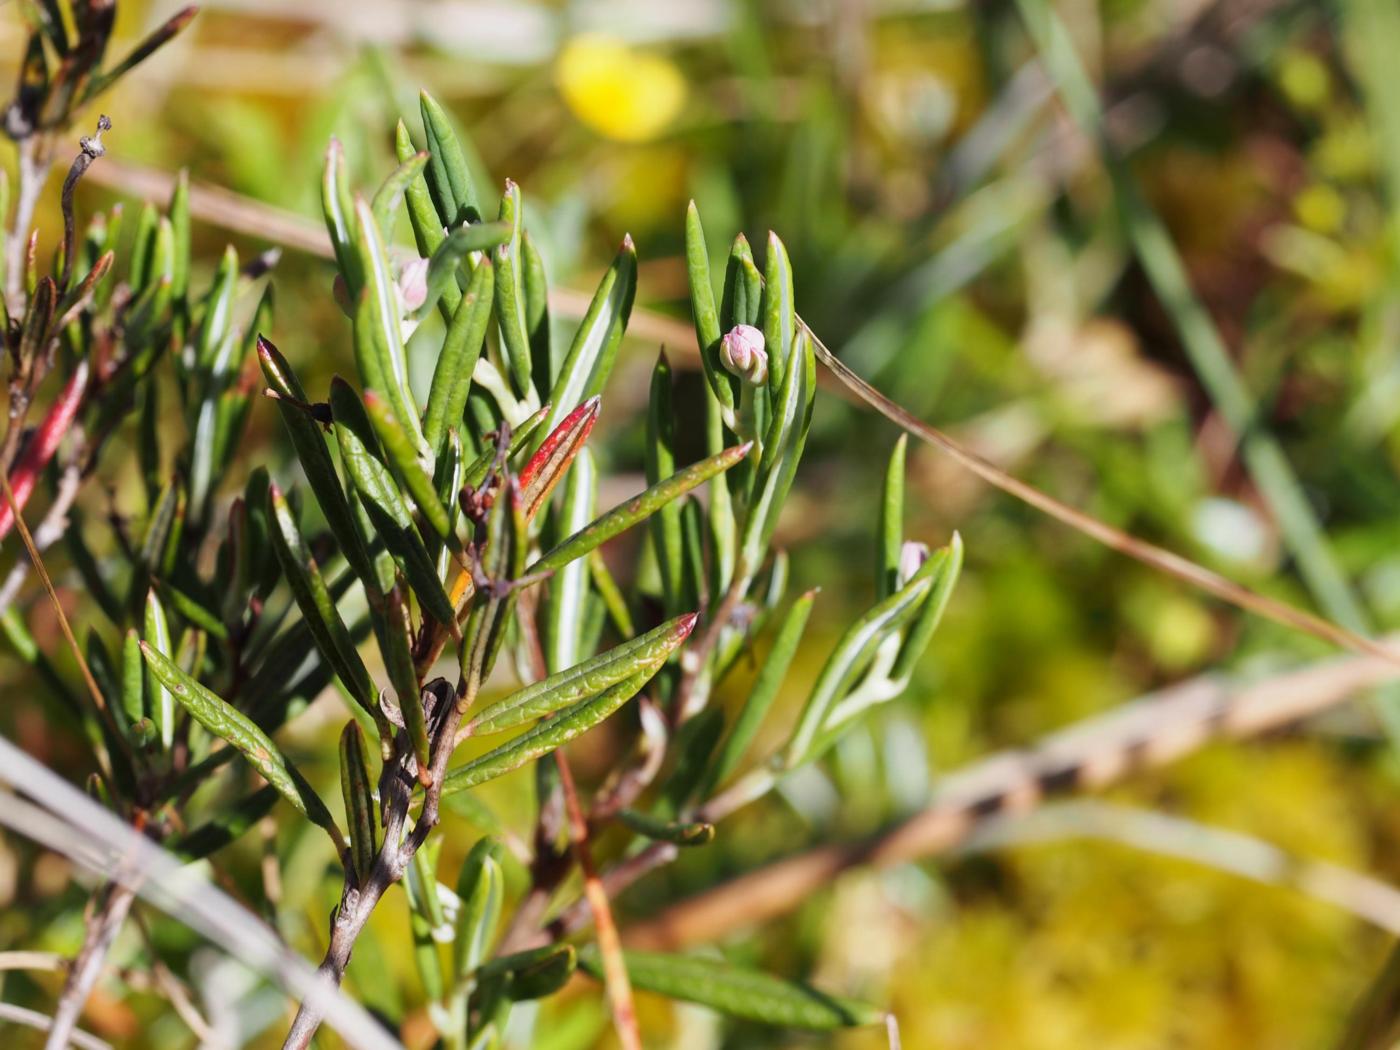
(7, 0), (1400, 1046)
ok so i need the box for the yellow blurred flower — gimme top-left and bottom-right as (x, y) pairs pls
(555, 34), (686, 143)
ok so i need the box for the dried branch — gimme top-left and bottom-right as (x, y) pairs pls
(44, 881), (136, 1050)
(0, 1002), (110, 1050)
(0, 444), (85, 615)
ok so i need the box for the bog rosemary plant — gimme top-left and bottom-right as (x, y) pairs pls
(0, 8), (959, 1046)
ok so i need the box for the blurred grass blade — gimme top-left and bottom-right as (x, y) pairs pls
(140, 642), (345, 849)
(443, 671), (650, 794)
(579, 949), (882, 1029)
(531, 442), (752, 575)
(468, 613), (697, 735)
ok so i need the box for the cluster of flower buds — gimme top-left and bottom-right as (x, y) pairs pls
(720, 324), (768, 385)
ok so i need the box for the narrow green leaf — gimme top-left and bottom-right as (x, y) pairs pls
(543, 235), (636, 434)
(413, 221), (510, 323)
(266, 482), (382, 729)
(144, 589), (173, 749)
(258, 336), (380, 602)
(617, 809), (714, 847)
(703, 589), (816, 795)
(321, 138), (359, 290)
(530, 442), (752, 575)
(363, 389), (453, 544)
(761, 230), (795, 394)
(339, 721), (378, 881)
(443, 670), (649, 794)
(522, 230), (552, 393)
(876, 436), (907, 601)
(371, 150), (429, 236)
(120, 628), (144, 729)
(169, 168), (191, 305)
(646, 352), (685, 613)
(480, 944), (577, 1001)
(423, 255), (494, 455)
(685, 201), (734, 417)
(493, 180), (532, 395)
(140, 642), (345, 848)
(783, 571), (934, 766)
(351, 196), (429, 459)
(469, 613), (697, 735)
(580, 950), (883, 1029)
(453, 837), (504, 980)
(890, 532), (963, 682)
(420, 90), (480, 226)
(543, 448), (597, 674)
(386, 582), (431, 780)
(329, 378), (457, 630)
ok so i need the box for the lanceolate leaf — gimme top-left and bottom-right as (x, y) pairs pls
(702, 589), (816, 796)
(479, 944), (577, 1001)
(321, 139), (359, 291)
(339, 721), (378, 881)
(329, 378), (457, 630)
(140, 642), (345, 848)
(740, 329), (815, 569)
(395, 120), (450, 294)
(371, 150), (429, 236)
(530, 442), (752, 575)
(258, 336), (379, 601)
(423, 257), (494, 455)
(522, 230), (552, 392)
(350, 196), (428, 459)
(143, 588), (173, 749)
(580, 950), (883, 1030)
(414, 220), (511, 323)
(266, 483), (381, 728)
(385, 583), (431, 781)
(543, 449), (597, 674)
(420, 90), (481, 226)
(518, 396), (599, 520)
(442, 670), (650, 794)
(761, 230), (795, 393)
(646, 352), (685, 612)
(363, 389), (454, 544)
(494, 181), (532, 395)
(876, 436), (907, 601)
(617, 809), (714, 847)
(783, 569), (934, 766)
(890, 533), (963, 682)
(453, 837), (504, 979)
(468, 613), (697, 735)
(543, 235), (636, 434)
(685, 201), (733, 418)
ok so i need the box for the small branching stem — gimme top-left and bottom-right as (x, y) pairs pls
(44, 881), (135, 1050)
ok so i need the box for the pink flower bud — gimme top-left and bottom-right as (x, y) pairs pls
(398, 257), (429, 312)
(720, 324), (768, 385)
(898, 541), (930, 586)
